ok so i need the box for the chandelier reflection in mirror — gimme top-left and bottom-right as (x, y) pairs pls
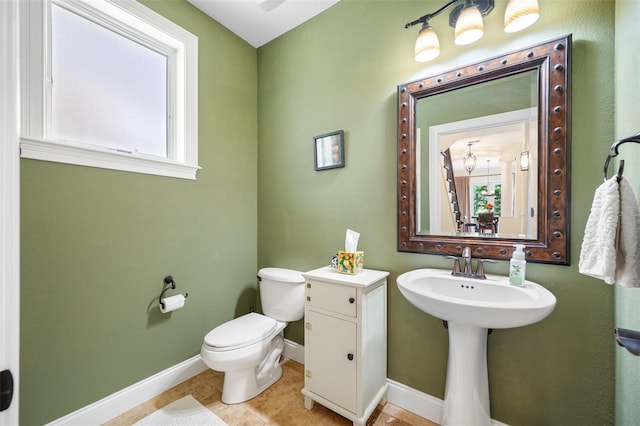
(405, 0), (540, 62)
(463, 141), (477, 174)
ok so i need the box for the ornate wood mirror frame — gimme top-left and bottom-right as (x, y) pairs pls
(397, 35), (571, 264)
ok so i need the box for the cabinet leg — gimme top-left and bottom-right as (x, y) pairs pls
(353, 420), (364, 426)
(304, 396), (314, 410)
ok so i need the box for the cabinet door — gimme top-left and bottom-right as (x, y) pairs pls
(306, 310), (357, 413)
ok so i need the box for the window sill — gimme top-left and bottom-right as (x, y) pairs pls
(20, 137), (200, 180)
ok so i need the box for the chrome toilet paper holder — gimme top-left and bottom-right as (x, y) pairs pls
(158, 275), (188, 310)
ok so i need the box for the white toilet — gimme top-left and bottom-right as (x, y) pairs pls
(200, 267), (305, 404)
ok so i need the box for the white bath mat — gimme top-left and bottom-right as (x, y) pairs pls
(134, 395), (227, 426)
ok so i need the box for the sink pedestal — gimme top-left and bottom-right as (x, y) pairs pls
(397, 268), (557, 426)
(442, 322), (491, 426)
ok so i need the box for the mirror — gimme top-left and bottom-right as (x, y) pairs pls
(398, 36), (571, 264)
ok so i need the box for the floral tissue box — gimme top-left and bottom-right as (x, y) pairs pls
(337, 250), (364, 274)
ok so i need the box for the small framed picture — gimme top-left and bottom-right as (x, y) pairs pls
(313, 130), (345, 171)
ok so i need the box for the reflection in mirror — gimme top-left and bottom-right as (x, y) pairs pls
(398, 36), (571, 264)
(418, 80), (539, 238)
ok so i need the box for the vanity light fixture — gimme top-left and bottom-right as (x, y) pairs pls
(405, 0), (540, 62)
(519, 130), (530, 171)
(519, 150), (530, 171)
(463, 141), (477, 174)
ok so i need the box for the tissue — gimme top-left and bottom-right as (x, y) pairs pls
(345, 229), (360, 252)
(338, 229), (364, 274)
(159, 294), (186, 313)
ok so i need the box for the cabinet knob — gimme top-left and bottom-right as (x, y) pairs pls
(348, 297), (355, 304)
(347, 353), (354, 361)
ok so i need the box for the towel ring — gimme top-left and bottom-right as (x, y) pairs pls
(602, 132), (640, 182)
(602, 156), (624, 183)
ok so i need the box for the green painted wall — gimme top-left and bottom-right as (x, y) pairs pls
(19, 1), (258, 424)
(615, 1), (640, 425)
(257, 0), (615, 424)
(19, 0), (623, 424)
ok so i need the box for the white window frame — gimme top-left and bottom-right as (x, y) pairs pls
(20, 0), (200, 180)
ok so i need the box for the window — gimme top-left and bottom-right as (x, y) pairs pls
(472, 184), (502, 216)
(51, 4), (168, 157)
(21, 0), (199, 179)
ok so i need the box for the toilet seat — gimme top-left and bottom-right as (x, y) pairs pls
(204, 312), (277, 352)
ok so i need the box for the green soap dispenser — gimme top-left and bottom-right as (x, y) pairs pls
(509, 244), (526, 286)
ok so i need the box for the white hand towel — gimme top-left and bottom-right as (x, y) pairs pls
(579, 177), (620, 284)
(615, 177), (640, 287)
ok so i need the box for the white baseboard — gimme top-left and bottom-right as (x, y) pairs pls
(387, 379), (509, 426)
(48, 339), (507, 426)
(47, 355), (208, 426)
(386, 378), (444, 424)
(283, 337), (304, 364)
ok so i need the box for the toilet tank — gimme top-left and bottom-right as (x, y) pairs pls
(258, 267), (305, 322)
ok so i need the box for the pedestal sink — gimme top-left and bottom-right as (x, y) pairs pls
(397, 268), (556, 426)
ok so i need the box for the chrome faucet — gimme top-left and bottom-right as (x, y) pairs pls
(445, 247), (497, 279)
(462, 246), (472, 275)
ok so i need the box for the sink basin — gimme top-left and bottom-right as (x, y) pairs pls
(397, 268), (556, 425)
(397, 268), (556, 329)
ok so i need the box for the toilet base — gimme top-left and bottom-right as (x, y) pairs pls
(221, 361), (283, 404)
(220, 334), (285, 404)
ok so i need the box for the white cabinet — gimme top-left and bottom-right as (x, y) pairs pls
(301, 267), (389, 426)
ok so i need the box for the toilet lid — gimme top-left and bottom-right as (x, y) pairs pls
(204, 312), (277, 349)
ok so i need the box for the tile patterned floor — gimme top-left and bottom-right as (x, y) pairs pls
(104, 359), (438, 426)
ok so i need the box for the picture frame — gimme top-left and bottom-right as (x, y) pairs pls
(313, 130), (345, 171)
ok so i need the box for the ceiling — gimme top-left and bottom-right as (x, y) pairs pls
(187, 0), (341, 48)
(447, 123), (525, 175)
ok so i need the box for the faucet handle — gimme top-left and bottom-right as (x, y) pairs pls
(444, 255), (461, 274)
(475, 259), (498, 279)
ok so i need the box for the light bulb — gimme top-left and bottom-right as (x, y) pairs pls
(414, 23), (440, 62)
(454, 3), (484, 46)
(504, 0), (540, 33)
(520, 150), (530, 171)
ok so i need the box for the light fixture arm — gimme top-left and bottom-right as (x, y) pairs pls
(404, 0), (462, 29)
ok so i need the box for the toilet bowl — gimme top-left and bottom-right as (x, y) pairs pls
(201, 312), (287, 404)
(200, 268), (305, 404)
